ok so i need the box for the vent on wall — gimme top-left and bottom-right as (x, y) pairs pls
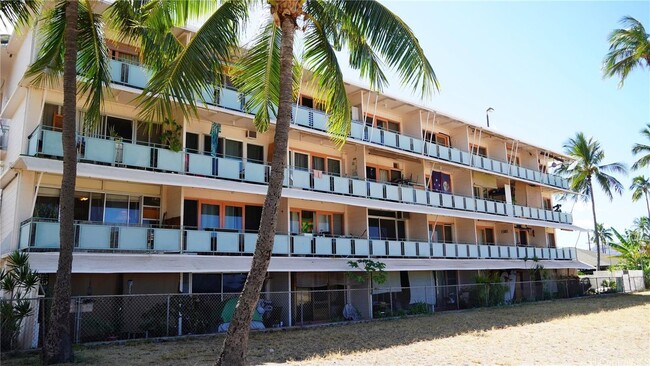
(246, 130), (257, 139)
(393, 162), (401, 169)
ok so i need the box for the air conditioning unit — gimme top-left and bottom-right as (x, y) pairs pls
(351, 106), (360, 121)
(246, 130), (257, 139)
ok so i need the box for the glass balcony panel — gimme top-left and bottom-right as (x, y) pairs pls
(453, 196), (465, 210)
(85, 137), (115, 163)
(387, 240), (401, 256)
(34, 222), (60, 248)
(525, 169), (535, 180)
(425, 142), (438, 157)
(28, 128), (40, 155)
(417, 242), (429, 257)
(292, 106), (310, 128)
(371, 240), (387, 256)
(153, 228), (180, 251)
(384, 130), (399, 148)
(218, 87), (242, 110)
(188, 153), (213, 176)
(468, 245), (479, 257)
(216, 231), (240, 253)
(291, 169), (311, 189)
(118, 226), (148, 250)
(243, 233), (258, 253)
(313, 174), (331, 192)
(465, 198), (475, 211)
(353, 239), (369, 256)
(109, 59), (123, 84)
(350, 122), (365, 140)
(552, 212), (561, 222)
(415, 189), (429, 205)
(534, 171), (542, 182)
(78, 224), (111, 249)
(351, 180), (366, 196)
(370, 127), (383, 145)
(486, 201), (497, 214)
(461, 152), (472, 165)
(385, 185), (399, 201)
(516, 247), (526, 259)
(492, 160), (503, 173)
(441, 193), (453, 208)
(432, 243), (444, 257)
(217, 157), (241, 180)
(19, 223), (30, 249)
(398, 135), (411, 151)
(312, 111), (328, 131)
(404, 241), (417, 257)
(122, 143), (151, 168)
(438, 146), (450, 160)
(335, 238), (352, 255)
(481, 157), (491, 170)
(186, 230), (212, 252)
(411, 138), (423, 153)
(368, 181), (384, 199)
(42, 129), (63, 156)
(315, 237), (332, 255)
(450, 149), (461, 163)
(542, 248), (551, 259)
(273, 235), (290, 254)
(504, 204), (513, 216)
(525, 247), (535, 258)
(292, 235), (312, 255)
(478, 245), (489, 258)
(244, 162), (266, 183)
(127, 64), (150, 89)
(475, 199), (487, 212)
(400, 187), (415, 203)
(157, 148), (183, 172)
(499, 246), (510, 259)
(332, 176), (350, 194)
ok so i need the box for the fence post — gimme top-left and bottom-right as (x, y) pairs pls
(74, 297), (82, 343)
(565, 279), (569, 298)
(455, 285), (460, 310)
(300, 291), (304, 326)
(389, 289), (393, 316)
(166, 295), (171, 337)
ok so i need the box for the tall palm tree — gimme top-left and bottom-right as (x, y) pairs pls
(136, 1), (438, 364)
(593, 223), (614, 253)
(557, 133), (627, 271)
(632, 124), (650, 170)
(602, 16), (650, 87)
(630, 175), (650, 218)
(5, 0), (113, 362)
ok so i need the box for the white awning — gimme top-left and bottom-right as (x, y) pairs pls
(26, 252), (594, 274)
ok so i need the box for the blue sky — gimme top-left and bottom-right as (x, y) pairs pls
(348, 1), (650, 250)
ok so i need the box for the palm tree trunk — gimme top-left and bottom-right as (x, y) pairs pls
(43, 1), (77, 364)
(215, 14), (296, 366)
(588, 178), (601, 271)
(645, 191), (650, 220)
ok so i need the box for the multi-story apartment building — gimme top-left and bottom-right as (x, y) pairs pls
(0, 19), (588, 327)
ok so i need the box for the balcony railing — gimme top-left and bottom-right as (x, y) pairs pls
(25, 125), (573, 225)
(106, 60), (570, 190)
(19, 219), (576, 260)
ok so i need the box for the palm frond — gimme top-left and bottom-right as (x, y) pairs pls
(630, 175), (650, 202)
(0, 0), (41, 28)
(334, 0), (439, 98)
(232, 18), (282, 132)
(24, 0), (66, 88)
(632, 124), (650, 170)
(595, 171), (624, 200)
(76, 0), (112, 130)
(303, 14), (352, 146)
(602, 16), (650, 87)
(136, 0), (248, 124)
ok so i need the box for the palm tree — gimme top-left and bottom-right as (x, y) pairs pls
(630, 175), (650, 218)
(632, 124), (650, 170)
(557, 133), (627, 270)
(136, 1), (438, 364)
(593, 223), (614, 253)
(3, 0), (113, 362)
(602, 16), (650, 87)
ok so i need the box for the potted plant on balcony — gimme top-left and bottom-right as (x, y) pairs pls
(301, 221), (313, 236)
(160, 118), (182, 152)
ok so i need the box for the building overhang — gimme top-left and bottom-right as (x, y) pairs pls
(26, 252), (593, 274)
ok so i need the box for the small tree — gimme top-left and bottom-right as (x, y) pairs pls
(347, 259), (387, 288)
(1, 251), (39, 351)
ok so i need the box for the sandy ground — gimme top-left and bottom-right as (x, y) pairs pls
(3, 292), (649, 365)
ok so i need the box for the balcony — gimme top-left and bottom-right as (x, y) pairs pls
(106, 60), (570, 191)
(25, 125), (573, 225)
(19, 219), (576, 260)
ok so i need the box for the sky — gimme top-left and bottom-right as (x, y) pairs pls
(343, 1), (650, 250)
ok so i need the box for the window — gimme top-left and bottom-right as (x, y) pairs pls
(224, 206), (243, 230)
(290, 211), (301, 234)
(136, 122), (162, 146)
(244, 205), (263, 232)
(247, 144), (264, 164)
(430, 170), (452, 193)
(327, 159), (341, 176)
(104, 195), (131, 224)
(203, 134), (213, 156)
(224, 139), (243, 159)
(73, 192), (91, 221)
(291, 210), (343, 235)
(110, 49), (139, 64)
(430, 224), (453, 243)
(477, 227), (495, 245)
(185, 133), (199, 153)
(42, 104), (63, 130)
(89, 193), (105, 222)
(543, 198), (552, 210)
(366, 166), (401, 183)
(192, 274), (221, 294)
(106, 116), (133, 142)
(474, 186), (489, 199)
(368, 211), (406, 240)
(142, 197), (160, 226)
(423, 130), (451, 147)
(547, 233), (556, 248)
(299, 95), (325, 111)
(516, 229), (528, 246)
(223, 273), (247, 293)
(312, 156), (325, 171)
(184, 200), (198, 228)
(33, 188), (60, 219)
(317, 213), (332, 234)
(200, 204), (220, 229)
(470, 144), (487, 157)
(293, 152), (309, 170)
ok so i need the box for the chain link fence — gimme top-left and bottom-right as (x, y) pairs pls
(1, 276), (645, 352)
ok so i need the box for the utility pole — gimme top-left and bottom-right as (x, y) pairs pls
(486, 107), (494, 127)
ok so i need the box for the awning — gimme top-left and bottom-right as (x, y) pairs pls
(26, 252), (594, 274)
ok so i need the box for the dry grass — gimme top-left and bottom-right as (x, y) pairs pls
(3, 292), (649, 365)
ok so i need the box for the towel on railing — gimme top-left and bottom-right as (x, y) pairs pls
(314, 170), (323, 178)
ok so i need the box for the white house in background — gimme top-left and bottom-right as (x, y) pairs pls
(0, 7), (589, 329)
